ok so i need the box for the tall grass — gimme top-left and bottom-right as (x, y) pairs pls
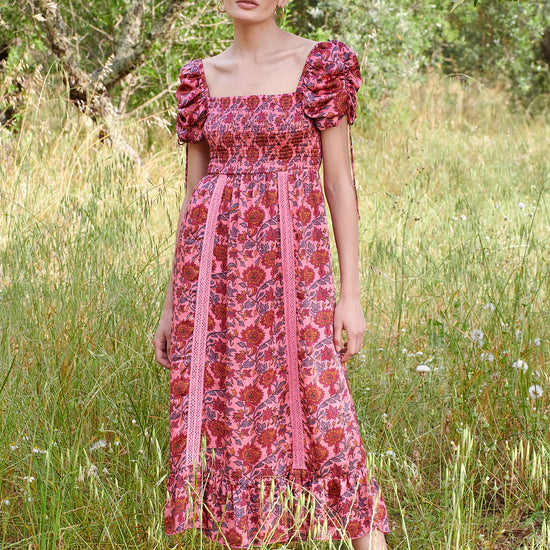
(0, 70), (548, 549)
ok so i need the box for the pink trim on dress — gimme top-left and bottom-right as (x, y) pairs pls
(185, 175), (228, 466)
(277, 171), (306, 470)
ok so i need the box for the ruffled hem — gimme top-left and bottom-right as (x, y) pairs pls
(165, 458), (390, 548)
(301, 40), (362, 131)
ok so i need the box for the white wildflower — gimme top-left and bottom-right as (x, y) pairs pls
(484, 302), (495, 312)
(480, 352), (494, 362)
(23, 476), (35, 483)
(515, 330), (522, 341)
(518, 202), (525, 209)
(31, 447), (46, 454)
(2, 499), (9, 506)
(528, 385), (543, 399)
(460, 214), (467, 221)
(533, 337), (541, 347)
(9, 444), (18, 450)
(416, 364), (431, 374)
(89, 439), (108, 452)
(470, 328), (485, 347)
(512, 359), (528, 373)
(385, 449), (395, 457)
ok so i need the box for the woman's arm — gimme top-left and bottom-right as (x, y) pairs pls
(320, 117), (367, 363)
(153, 140), (210, 369)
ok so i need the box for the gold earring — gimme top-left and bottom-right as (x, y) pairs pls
(217, 0), (225, 13)
(274, 5), (285, 18)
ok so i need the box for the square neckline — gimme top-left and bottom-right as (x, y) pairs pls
(199, 40), (330, 101)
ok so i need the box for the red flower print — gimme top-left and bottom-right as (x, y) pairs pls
(175, 319), (194, 340)
(211, 361), (227, 379)
(244, 206), (265, 228)
(326, 405), (339, 420)
(172, 377), (189, 398)
(239, 443), (261, 465)
(212, 302), (227, 320)
(215, 279), (227, 294)
(226, 529), (242, 547)
(315, 309), (333, 328)
(263, 189), (278, 207)
(304, 383), (323, 406)
(170, 433), (186, 456)
(181, 262), (199, 282)
(310, 442), (328, 465)
(345, 520), (364, 538)
(235, 350), (246, 362)
(233, 411), (244, 423)
(316, 287), (330, 301)
(260, 310), (274, 328)
(164, 514), (175, 533)
(242, 325), (265, 347)
(240, 385), (263, 407)
(243, 266), (265, 287)
(312, 249), (329, 268)
(220, 96), (231, 110)
(280, 144), (292, 160)
(213, 243), (227, 262)
(323, 427), (344, 447)
(301, 324), (320, 345)
(188, 204), (208, 225)
(320, 368), (339, 390)
(301, 266), (315, 285)
(261, 250), (277, 267)
(258, 428), (277, 447)
(328, 479), (341, 500)
(307, 189), (324, 207)
(214, 340), (227, 355)
(246, 146), (260, 164)
(260, 369), (275, 386)
(217, 146), (229, 163)
(312, 227), (324, 241)
(172, 497), (186, 515)
(204, 371), (214, 388)
(246, 96), (260, 110)
(208, 419), (229, 441)
(256, 132), (268, 147)
(212, 397), (225, 412)
(297, 206), (312, 225)
(279, 95), (293, 111)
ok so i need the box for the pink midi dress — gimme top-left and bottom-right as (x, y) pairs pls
(164, 39), (390, 548)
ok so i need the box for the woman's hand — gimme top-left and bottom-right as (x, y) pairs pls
(153, 308), (172, 369)
(333, 295), (367, 363)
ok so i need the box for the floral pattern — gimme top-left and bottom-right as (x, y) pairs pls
(166, 40), (390, 547)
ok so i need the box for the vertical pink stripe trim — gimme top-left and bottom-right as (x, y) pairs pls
(185, 175), (227, 467)
(277, 171), (306, 470)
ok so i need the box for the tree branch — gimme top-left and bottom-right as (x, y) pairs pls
(100, 0), (189, 90)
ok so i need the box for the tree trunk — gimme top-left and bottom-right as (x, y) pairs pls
(29, 0), (190, 164)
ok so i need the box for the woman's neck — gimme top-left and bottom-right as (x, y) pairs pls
(231, 20), (288, 61)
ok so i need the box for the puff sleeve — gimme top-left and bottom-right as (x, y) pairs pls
(301, 40), (362, 130)
(175, 59), (208, 145)
(301, 40), (363, 220)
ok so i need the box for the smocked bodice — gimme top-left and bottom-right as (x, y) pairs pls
(176, 39), (361, 174)
(204, 93), (321, 174)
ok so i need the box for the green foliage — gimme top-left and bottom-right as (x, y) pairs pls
(286, 0), (549, 108)
(1, 74), (549, 548)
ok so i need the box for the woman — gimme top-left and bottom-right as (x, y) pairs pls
(153, 1), (391, 548)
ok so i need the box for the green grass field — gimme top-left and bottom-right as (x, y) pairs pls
(1, 73), (548, 549)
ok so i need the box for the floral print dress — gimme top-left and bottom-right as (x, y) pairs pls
(165, 39), (390, 547)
